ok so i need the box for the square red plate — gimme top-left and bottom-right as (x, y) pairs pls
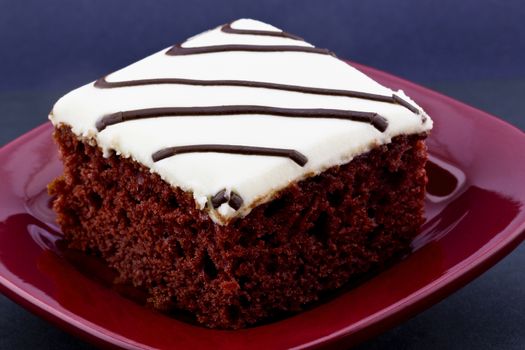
(1, 63), (524, 349)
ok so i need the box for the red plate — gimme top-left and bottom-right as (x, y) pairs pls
(1, 63), (524, 349)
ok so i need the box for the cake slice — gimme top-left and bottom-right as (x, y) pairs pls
(49, 19), (432, 329)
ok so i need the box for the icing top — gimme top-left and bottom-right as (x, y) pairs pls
(50, 18), (433, 225)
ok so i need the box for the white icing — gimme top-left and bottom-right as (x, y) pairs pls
(50, 18), (433, 225)
(230, 18), (281, 31)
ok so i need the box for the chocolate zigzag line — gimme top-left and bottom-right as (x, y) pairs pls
(94, 75), (389, 102)
(95, 106), (389, 132)
(94, 76), (420, 113)
(151, 144), (308, 167)
(165, 43), (334, 56)
(166, 21), (330, 56)
(220, 22), (304, 40)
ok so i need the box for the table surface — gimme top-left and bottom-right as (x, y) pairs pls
(0, 1), (524, 348)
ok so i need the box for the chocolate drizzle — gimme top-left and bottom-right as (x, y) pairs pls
(167, 21), (329, 56)
(94, 76), (390, 102)
(95, 76), (412, 109)
(96, 106), (388, 132)
(166, 43), (334, 56)
(211, 189), (228, 208)
(210, 189), (245, 210)
(152, 144), (308, 166)
(95, 76), (419, 115)
(392, 95), (419, 114)
(228, 192), (244, 210)
(221, 22), (303, 40)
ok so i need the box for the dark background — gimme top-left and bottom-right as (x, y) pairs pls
(0, 0), (523, 349)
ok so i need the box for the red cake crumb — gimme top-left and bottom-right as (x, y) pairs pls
(49, 125), (428, 329)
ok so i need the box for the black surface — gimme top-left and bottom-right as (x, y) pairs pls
(1, 0), (525, 90)
(1, 0), (524, 349)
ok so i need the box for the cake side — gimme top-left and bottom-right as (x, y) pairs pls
(49, 125), (428, 329)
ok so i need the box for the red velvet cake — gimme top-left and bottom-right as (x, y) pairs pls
(48, 19), (433, 329)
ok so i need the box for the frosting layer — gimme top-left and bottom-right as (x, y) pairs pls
(50, 18), (433, 225)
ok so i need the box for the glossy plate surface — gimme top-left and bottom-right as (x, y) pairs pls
(1, 63), (524, 349)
